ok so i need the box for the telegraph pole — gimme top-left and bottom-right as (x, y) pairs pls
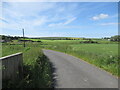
(22, 28), (25, 47)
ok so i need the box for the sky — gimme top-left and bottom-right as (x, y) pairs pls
(0, 2), (118, 38)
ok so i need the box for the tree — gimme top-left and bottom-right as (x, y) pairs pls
(110, 35), (120, 42)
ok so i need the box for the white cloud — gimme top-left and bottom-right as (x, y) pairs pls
(0, 17), (6, 21)
(92, 13), (109, 20)
(2, 2), (56, 29)
(64, 17), (76, 25)
(3, 2), (77, 28)
(48, 23), (62, 27)
(0, 17), (4, 20)
(100, 22), (120, 25)
(2, 2), (80, 36)
(33, 17), (48, 26)
(48, 17), (76, 27)
(3, 2), (56, 17)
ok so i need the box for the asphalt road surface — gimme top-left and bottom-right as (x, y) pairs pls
(43, 49), (118, 88)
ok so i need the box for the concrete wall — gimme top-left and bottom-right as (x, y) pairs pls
(0, 53), (23, 82)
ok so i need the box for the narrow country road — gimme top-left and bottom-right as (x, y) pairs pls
(43, 49), (118, 88)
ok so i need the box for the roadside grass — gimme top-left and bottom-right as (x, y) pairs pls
(2, 44), (52, 88)
(42, 43), (119, 77)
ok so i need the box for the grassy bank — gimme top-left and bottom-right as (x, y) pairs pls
(2, 44), (52, 88)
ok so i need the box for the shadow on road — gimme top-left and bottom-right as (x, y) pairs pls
(48, 59), (58, 88)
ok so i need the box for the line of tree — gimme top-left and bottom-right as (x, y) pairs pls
(1, 35), (120, 42)
(1, 35), (28, 41)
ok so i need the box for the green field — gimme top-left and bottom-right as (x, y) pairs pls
(71, 44), (118, 56)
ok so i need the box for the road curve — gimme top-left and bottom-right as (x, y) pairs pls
(43, 49), (118, 88)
